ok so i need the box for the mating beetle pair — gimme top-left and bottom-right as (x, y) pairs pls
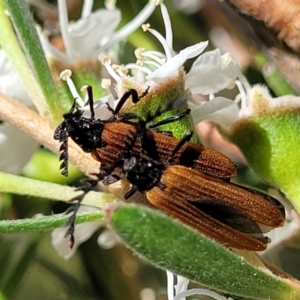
(54, 86), (285, 250)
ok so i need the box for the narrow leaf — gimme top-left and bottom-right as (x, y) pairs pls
(0, 0), (44, 114)
(3, 0), (61, 122)
(0, 171), (117, 208)
(110, 204), (300, 300)
(0, 211), (103, 233)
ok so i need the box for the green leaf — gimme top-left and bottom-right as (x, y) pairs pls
(3, 0), (61, 123)
(110, 204), (300, 299)
(0, 292), (6, 300)
(229, 93), (300, 213)
(0, 1), (44, 113)
(0, 171), (117, 208)
(0, 211), (103, 233)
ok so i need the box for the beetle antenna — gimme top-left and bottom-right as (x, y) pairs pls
(58, 141), (69, 176)
(86, 86), (95, 119)
(53, 121), (70, 176)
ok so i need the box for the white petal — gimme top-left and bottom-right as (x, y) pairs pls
(38, 29), (68, 62)
(190, 97), (239, 130)
(166, 270), (175, 299)
(68, 9), (121, 61)
(174, 288), (228, 300)
(92, 94), (115, 120)
(186, 49), (240, 95)
(265, 209), (300, 254)
(146, 41), (208, 82)
(174, 275), (189, 295)
(51, 207), (102, 259)
(0, 51), (32, 106)
(0, 124), (39, 174)
(103, 1), (157, 52)
(97, 227), (120, 249)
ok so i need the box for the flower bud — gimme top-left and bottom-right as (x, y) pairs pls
(229, 86), (300, 212)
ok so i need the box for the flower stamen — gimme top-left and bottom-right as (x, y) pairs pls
(135, 48), (145, 61)
(102, 0), (158, 52)
(160, 3), (173, 51)
(101, 55), (121, 81)
(125, 63), (153, 75)
(140, 50), (166, 66)
(105, 0), (116, 10)
(57, 0), (75, 62)
(59, 69), (85, 107)
(101, 78), (112, 89)
(81, 0), (94, 18)
(143, 23), (173, 60)
(143, 60), (162, 68)
(235, 80), (247, 109)
(112, 64), (128, 77)
(222, 53), (251, 106)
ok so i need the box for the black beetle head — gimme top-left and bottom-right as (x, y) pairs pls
(54, 108), (105, 176)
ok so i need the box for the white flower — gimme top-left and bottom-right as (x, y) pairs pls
(97, 227), (120, 249)
(185, 49), (254, 130)
(51, 205), (120, 259)
(145, 41), (208, 82)
(100, 3), (245, 131)
(186, 49), (249, 95)
(124, 3), (209, 83)
(166, 271), (229, 300)
(117, 3), (247, 97)
(189, 96), (240, 130)
(0, 51), (39, 174)
(51, 206), (103, 259)
(39, 0), (158, 65)
(100, 4), (209, 83)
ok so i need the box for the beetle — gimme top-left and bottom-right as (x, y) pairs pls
(54, 86), (237, 181)
(105, 133), (285, 251)
(54, 86), (244, 248)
